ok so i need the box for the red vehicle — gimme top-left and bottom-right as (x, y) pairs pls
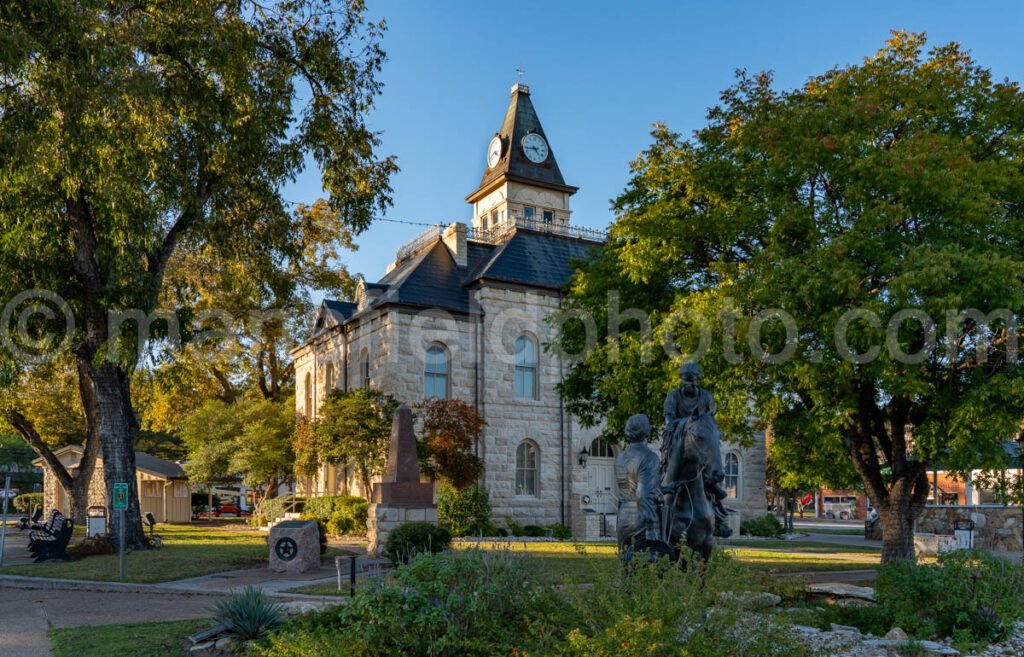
(193, 504), (252, 519)
(215, 504), (251, 517)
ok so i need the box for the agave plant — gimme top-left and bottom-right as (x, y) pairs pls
(214, 585), (285, 640)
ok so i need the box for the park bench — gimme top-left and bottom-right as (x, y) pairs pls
(26, 509), (73, 560)
(27, 511), (67, 555)
(18, 507), (43, 531)
(29, 516), (73, 562)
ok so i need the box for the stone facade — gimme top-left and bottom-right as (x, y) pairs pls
(915, 505), (1024, 558)
(290, 82), (768, 539)
(367, 504), (440, 556)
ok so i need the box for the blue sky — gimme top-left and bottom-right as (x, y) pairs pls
(284, 1), (1024, 293)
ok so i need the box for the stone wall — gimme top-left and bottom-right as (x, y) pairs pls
(367, 503), (439, 556)
(915, 505), (1024, 557)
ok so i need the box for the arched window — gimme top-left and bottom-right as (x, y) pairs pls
(724, 453), (741, 499)
(589, 438), (616, 459)
(304, 372), (312, 418)
(424, 344), (450, 399)
(515, 440), (539, 496)
(360, 349), (370, 389)
(514, 334), (538, 399)
(324, 362), (335, 393)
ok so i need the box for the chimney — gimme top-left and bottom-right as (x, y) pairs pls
(443, 222), (468, 267)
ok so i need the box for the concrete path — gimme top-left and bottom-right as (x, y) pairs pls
(0, 586), (231, 657)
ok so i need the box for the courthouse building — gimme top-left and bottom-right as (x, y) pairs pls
(292, 82), (766, 537)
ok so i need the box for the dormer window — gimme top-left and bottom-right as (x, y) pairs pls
(523, 206), (535, 220)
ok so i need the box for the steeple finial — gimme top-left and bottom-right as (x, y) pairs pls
(511, 66), (529, 95)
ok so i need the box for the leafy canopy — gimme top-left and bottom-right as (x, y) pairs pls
(556, 33), (1024, 557)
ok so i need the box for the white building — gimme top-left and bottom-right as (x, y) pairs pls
(292, 82), (766, 537)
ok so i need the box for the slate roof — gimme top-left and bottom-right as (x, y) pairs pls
(468, 84), (578, 202)
(135, 451), (187, 480)
(469, 230), (594, 290)
(314, 226), (597, 332)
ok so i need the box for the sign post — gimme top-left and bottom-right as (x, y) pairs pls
(113, 482), (128, 582)
(0, 476), (11, 568)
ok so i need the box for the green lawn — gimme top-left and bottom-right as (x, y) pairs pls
(721, 539), (880, 553)
(50, 619), (210, 657)
(2, 524), (277, 583)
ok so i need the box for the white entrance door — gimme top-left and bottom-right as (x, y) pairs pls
(587, 438), (617, 514)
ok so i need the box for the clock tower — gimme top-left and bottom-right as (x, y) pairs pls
(466, 82), (578, 233)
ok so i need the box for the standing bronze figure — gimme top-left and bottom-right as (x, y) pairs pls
(614, 414), (662, 562)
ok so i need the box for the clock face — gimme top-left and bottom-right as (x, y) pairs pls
(521, 133), (549, 163)
(487, 136), (502, 168)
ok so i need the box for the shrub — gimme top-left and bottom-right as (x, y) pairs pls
(306, 496), (368, 537)
(215, 585), (284, 640)
(436, 483), (491, 536)
(521, 524), (546, 537)
(383, 521), (451, 564)
(875, 549), (1024, 643)
(298, 514), (328, 554)
(12, 492), (43, 514)
(257, 549), (566, 657)
(255, 547), (813, 657)
(549, 523), (573, 540)
(740, 513), (785, 537)
(68, 535), (116, 559)
(506, 518), (523, 536)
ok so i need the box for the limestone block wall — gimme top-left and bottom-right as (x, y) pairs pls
(722, 430), (768, 525)
(915, 505), (1024, 556)
(475, 287), (570, 528)
(367, 503), (439, 556)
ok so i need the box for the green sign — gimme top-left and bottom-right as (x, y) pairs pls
(113, 483), (129, 510)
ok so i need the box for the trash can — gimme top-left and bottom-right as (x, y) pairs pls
(87, 505), (107, 538)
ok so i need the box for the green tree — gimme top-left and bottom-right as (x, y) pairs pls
(313, 389), (399, 496)
(556, 33), (1024, 562)
(765, 409), (861, 532)
(0, 356), (100, 523)
(181, 398), (295, 509)
(0, 1), (394, 547)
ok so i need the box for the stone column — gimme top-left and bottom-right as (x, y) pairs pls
(367, 405), (437, 556)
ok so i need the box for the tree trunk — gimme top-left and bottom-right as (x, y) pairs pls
(880, 502), (916, 564)
(91, 362), (148, 550)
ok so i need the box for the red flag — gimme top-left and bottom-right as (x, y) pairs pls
(799, 492), (813, 507)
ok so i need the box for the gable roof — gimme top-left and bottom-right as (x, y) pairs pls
(32, 447), (187, 480)
(313, 299), (357, 334)
(468, 84), (577, 202)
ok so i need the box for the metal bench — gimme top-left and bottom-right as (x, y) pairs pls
(30, 518), (74, 562)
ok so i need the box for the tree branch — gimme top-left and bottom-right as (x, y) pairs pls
(5, 410), (74, 492)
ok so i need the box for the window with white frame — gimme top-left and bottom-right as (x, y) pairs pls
(424, 344), (450, 399)
(724, 453), (740, 498)
(174, 482), (189, 498)
(514, 334), (538, 399)
(589, 438), (615, 458)
(515, 440), (539, 496)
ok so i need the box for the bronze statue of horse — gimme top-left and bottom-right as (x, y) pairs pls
(659, 408), (725, 561)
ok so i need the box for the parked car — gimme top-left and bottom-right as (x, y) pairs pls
(214, 504), (251, 518)
(193, 504), (251, 519)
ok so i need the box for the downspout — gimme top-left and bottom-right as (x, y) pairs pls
(558, 290), (566, 527)
(163, 480), (173, 523)
(477, 305), (486, 467)
(343, 324), (350, 393)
